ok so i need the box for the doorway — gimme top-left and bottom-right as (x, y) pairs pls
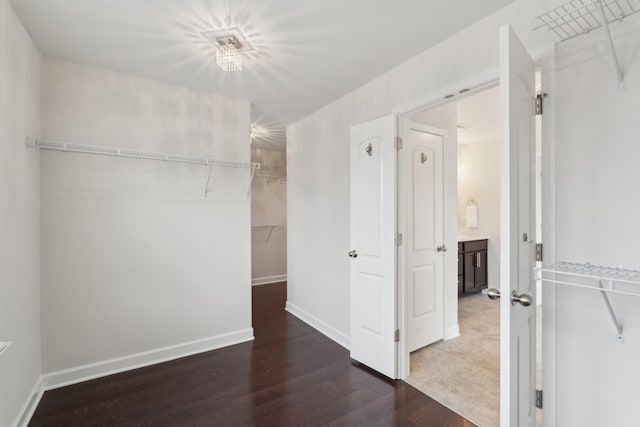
(402, 85), (503, 427)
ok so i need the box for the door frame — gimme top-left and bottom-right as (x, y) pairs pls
(394, 69), (500, 380)
(392, 46), (557, 426)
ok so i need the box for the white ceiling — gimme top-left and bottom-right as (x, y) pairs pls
(10, 0), (514, 150)
(457, 86), (500, 145)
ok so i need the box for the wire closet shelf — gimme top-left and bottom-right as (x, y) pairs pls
(533, 0), (640, 42)
(25, 137), (260, 197)
(533, 0), (640, 86)
(535, 261), (640, 342)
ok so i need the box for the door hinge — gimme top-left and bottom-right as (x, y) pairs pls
(394, 136), (403, 150)
(395, 233), (403, 246)
(535, 93), (547, 116)
(394, 329), (400, 342)
(536, 389), (543, 409)
(536, 243), (543, 262)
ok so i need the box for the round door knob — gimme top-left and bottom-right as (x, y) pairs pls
(437, 245), (448, 252)
(348, 250), (358, 258)
(511, 290), (533, 307)
(487, 288), (501, 300)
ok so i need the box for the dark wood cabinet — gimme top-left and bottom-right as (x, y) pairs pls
(458, 239), (488, 296)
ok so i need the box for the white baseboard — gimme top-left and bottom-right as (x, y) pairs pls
(13, 376), (44, 427)
(252, 274), (287, 286)
(444, 324), (460, 340)
(285, 301), (350, 350)
(42, 328), (254, 391)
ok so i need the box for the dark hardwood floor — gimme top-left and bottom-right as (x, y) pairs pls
(30, 283), (474, 427)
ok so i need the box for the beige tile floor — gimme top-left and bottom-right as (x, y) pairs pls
(406, 293), (500, 427)
(406, 294), (544, 427)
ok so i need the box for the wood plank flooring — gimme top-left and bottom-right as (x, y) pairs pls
(30, 283), (474, 426)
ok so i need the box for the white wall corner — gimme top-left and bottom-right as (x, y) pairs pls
(252, 275), (287, 286)
(444, 324), (460, 341)
(285, 301), (350, 350)
(12, 376), (44, 427)
(42, 329), (254, 391)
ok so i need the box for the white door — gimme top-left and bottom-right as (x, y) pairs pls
(499, 25), (537, 427)
(406, 124), (445, 353)
(349, 114), (397, 379)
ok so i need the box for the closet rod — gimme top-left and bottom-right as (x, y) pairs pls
(25, 137), (260, 170)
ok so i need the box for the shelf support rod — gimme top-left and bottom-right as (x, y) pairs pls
(204, 164), (214, 196)
(247, 166), (256, 198)
(598, 279), (624, 342)
(265, 226), (275, 242)
(597, 0), (624, 87)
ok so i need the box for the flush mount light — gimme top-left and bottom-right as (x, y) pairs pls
(216, 36), (242, 72)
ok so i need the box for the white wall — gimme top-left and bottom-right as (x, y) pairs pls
(251, 147), (287, 285)
(0, 0), (42, 425)
(39, 58), (254, 387)
(457, 139), (501, 288)
(551, 20), (640, 426)
(288, 0), (640, 424)
(287, 0), (555, 352)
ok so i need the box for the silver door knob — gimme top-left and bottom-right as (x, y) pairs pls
(348, 250), (358, 258)
(511, 290), (533, 307)
(487, 288), (501, 300)
(437, 245), (448, 252)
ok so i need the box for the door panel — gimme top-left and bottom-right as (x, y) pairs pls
(350, 115), (396, 379)
(406, 125), (444, 353)
(413, 147), (436, 251)
(413, 265), (436, 317)
(499, 25), (537, 427)
(357, 139), (383, 258)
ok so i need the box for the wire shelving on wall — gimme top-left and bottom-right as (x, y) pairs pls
(25, 137), (260, 197)
(535, 261), (640, 343)
(533, 0), (640, 86)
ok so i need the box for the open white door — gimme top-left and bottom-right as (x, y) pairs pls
(349, 115), (397, 379)
(499, 25), (537, 427)
(405, 123), (445, 353)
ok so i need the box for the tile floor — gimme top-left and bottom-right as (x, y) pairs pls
(406, 293), (500, 427)
(407, 294), (544, 427)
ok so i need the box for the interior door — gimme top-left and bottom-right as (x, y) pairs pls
(499, 25), (537, 427)
(349, 114), (397, 379)
(405, 124), (445, 353)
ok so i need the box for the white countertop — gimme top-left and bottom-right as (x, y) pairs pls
(458, 235), (489, 243)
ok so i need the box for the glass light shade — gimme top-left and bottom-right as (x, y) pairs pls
(216, 42), (242, 72)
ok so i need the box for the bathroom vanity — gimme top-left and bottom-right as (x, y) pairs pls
(457, 237), (488, 297)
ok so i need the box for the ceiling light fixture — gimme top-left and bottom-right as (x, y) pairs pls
(216, 36), (243, 72)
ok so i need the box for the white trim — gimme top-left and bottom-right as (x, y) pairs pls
(539, 42), (558, 427)
(393, 68), (499, 117)
(396, 71), (499, 380)
(12, 376), (44, 427)
(252, 274), (287, 286)
(445, 324), (460, 341)
(285, 301), (350, 350)
(42, 328), (255, 390)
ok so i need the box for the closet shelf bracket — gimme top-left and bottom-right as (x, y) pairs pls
(204, 164), (214, 196)
(265, 226), (276, 242)
(598, 279), (625, 342)
(535, 261), (640, 343)
(247, 166), (256, 198)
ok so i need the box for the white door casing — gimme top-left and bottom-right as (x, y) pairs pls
(499, 25), (537, 427)
(349, 114), (397, 379)
(406, 124), (445, 353)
